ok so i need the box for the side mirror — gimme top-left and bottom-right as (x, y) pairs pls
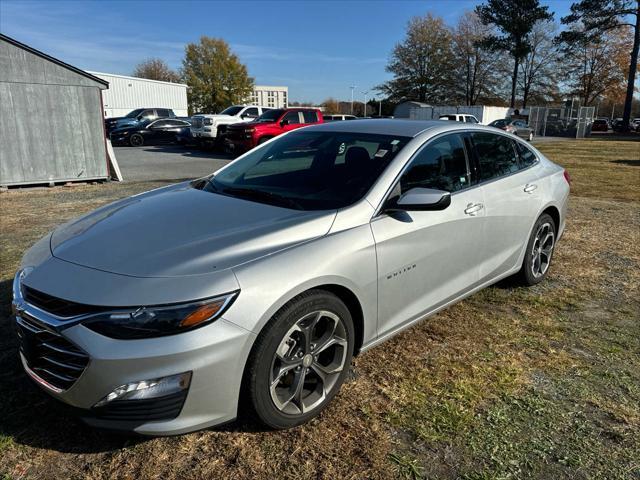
(386, 187), (451, 212)
(280, 119), (289, 127)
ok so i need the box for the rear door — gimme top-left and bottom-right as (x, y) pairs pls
(372, 133), (485, 338)
(470, 132), (543, 281)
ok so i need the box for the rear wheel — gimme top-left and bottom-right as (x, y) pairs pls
(515, 213), (556, 286)
(129, 134), (144, 147)
(244, 290), (354, 429)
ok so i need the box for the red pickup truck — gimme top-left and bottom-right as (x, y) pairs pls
(225, 108), (323, 153)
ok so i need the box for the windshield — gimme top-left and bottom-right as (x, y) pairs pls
(256, 109), (285, 122)
(125, 109), (145, 118)
(220, 106), (243, 116)
(491, 119), (507, 127)
(203, 131), (411, 210)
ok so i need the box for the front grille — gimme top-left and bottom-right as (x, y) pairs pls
(23, 286), (105, 318)
(90, 391), (187, 422)
(16, 313), (89, 391)
(192, 117), (204, 128)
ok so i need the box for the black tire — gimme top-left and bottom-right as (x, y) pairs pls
(257, 136), (271, 145)
(129, 133), (144, 147)
(243, 290), (354, 429)
(515, 213), (556, 286)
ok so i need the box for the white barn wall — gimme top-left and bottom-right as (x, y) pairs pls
(88, 71), (188, 118)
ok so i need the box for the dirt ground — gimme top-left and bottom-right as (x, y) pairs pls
(0, 138), (638, 480)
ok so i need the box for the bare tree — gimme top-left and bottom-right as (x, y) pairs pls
(561, 0), (639, 130)
(561, 26), (632, 106)
(133, 58), (180, 83)
(452, 11), (506, 105)
(518, 21), (561, 107)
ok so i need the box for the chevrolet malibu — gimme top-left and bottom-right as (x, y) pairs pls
(12, 120), (569, 435)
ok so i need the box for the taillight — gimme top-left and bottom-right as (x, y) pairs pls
(563, 170), (571, 186)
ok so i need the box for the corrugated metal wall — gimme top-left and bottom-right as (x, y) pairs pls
(0, 39), (108, 186)
(89, 72), (188, 118)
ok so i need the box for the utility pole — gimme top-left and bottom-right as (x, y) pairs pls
(350, 84), (357, 115)
(378, 99), (382, 116)
(362, 90), (369, 117)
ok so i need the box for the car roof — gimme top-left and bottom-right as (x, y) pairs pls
(305, 119), (446, 137)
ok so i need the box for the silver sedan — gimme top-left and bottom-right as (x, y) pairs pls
(12, 120), (569, 434)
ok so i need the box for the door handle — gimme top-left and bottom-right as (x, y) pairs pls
(524, 183), (538, 193)
(464, 203), (484, 216)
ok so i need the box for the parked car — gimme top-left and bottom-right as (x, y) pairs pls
(225, 107), (323, 153)
(105, 108), (175, 134)
(323, 114), (358, 121)
(190, 105), (272, 147)
(489, 118), (534, 141)
(110, 118), (191, 147)
(12, 120), (569, 435)
(591, 119), (610, 132)
(439, 114), (479, 124)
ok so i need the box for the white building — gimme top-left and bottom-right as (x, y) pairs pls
(87, 71), (189, 118)
(250, 85), (288, 109)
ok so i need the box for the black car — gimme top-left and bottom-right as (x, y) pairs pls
(104, 108), (176, 134)
(110, 119), (191, 147)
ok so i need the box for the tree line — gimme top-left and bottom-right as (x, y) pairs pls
(133, 36), (255, 115)
(378, 0), (639, 130)
(133, 0), (638, 130)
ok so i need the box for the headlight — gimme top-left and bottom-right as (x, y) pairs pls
(82, 292), (238, 339)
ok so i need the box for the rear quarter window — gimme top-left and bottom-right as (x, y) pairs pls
(515, 141), (538, 169)
(303, 111), (319, 123)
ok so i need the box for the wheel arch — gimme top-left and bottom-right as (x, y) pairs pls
(541, 204), (560, 232)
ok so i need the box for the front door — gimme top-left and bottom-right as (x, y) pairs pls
(371, 133), (486, 339)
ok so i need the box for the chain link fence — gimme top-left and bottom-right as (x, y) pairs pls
(528, 106), (596, 138)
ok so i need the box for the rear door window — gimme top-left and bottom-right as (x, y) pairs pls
(400, 134), (471, 193)
(157, 109), (171, 117)
(471, 132), (519, 181)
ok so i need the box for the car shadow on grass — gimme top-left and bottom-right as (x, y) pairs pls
(610, 159), (640, 166)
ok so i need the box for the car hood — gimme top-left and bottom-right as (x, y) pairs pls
(50, 183), (336, 277)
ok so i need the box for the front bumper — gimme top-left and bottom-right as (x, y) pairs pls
(12, 273), (256, 435)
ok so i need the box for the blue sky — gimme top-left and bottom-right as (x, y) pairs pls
(1, 0), (573, 103)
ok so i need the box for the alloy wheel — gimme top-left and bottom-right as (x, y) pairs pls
(531, 222), (554, 278)
(269, 310), (348, 415)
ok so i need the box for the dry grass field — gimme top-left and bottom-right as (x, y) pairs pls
(0, 138), (638, 480)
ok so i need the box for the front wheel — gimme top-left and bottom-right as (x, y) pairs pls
(244, 290), (354, 429)
(129, 133), (144, 147)
(515, 213), (556, 286)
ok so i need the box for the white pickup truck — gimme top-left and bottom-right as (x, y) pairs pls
(190, 105), (271, 145)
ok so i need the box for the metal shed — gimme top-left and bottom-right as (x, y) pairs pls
(0, 34), (109, 187)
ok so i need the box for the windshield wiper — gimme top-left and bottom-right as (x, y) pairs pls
(222, 187), (303, 210)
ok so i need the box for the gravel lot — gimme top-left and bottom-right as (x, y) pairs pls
(113, 144), (233, 182)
